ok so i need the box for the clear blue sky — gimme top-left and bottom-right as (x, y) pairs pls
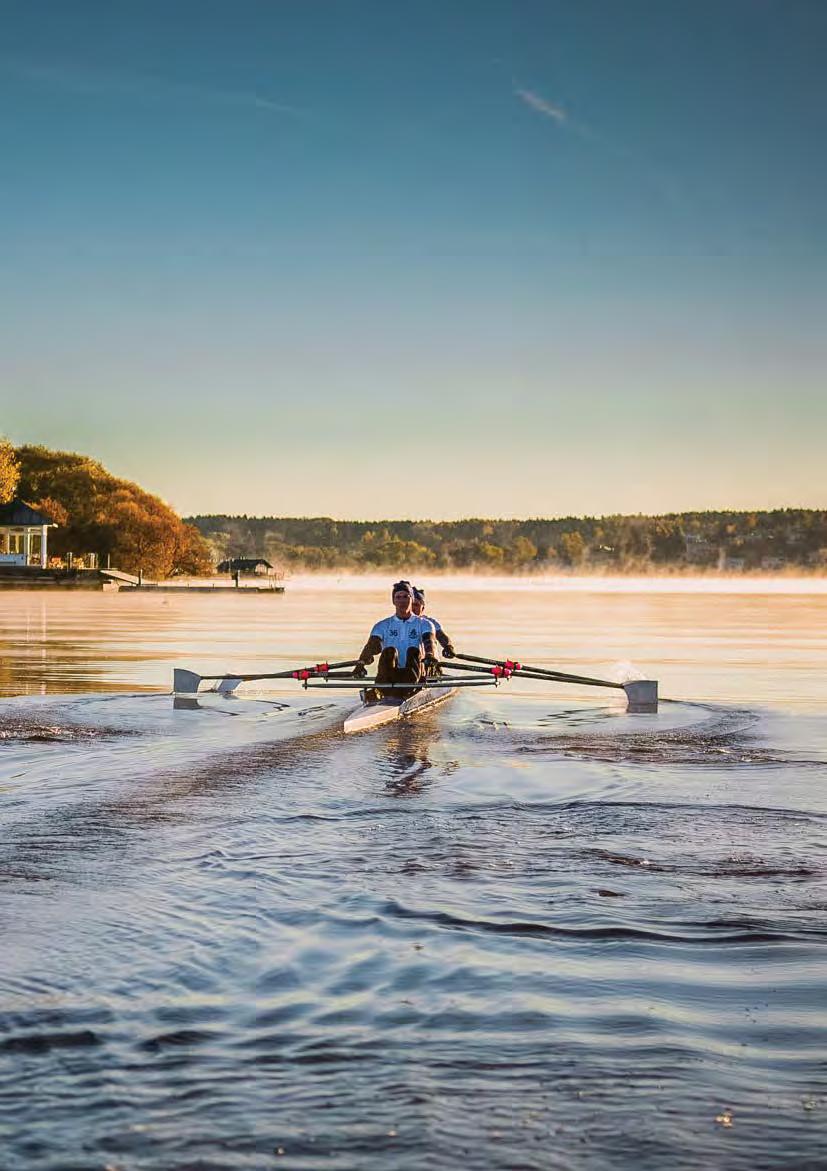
(1, 0), (825, 519)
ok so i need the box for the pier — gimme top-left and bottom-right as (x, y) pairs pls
(0, 566), (284, 593)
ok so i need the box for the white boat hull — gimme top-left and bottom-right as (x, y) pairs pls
(343, 685), (457, 734)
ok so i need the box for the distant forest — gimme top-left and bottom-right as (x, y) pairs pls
(188, 510), (827, 573)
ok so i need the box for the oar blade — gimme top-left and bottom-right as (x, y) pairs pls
(173, 668), (202, 694)
(623, 680), (658, 712)
(173, 669), (244, 695)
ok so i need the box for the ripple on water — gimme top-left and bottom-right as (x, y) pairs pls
(1, 687), (826, 1169)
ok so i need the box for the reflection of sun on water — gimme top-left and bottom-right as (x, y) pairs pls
(1, 580), (826, 711)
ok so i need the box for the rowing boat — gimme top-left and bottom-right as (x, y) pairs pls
(343, 683), (457, 734)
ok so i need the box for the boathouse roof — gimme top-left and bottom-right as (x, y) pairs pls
(0, 498), (57, 526)
(217, 557), (274, 572)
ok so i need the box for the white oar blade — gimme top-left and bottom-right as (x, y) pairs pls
(215, 676), (243, 695)
(173, 668), (202, 694)
(623, 680), (658, 712)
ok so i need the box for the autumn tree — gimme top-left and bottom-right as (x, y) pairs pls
(471, 540), (505, 567)
(511, 535), (538, 567)
(559, 531), (586, 565)
(174, 523), (217, 576)
(359, 529), (435, 567)
(0, 437), (19, 503)
(14, 445), (213, 577)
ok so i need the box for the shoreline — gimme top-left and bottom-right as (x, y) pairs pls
(3, 569), (827, 597)
(285, 572), (827, 595)
(281, 564), (827, 580)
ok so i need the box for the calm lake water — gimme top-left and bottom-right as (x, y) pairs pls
(1, 578), (826, 1170)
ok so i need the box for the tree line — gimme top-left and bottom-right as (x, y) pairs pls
(3, 436), (823, 576)
(188, 510), (827, 573)
(1, 441), (213, 578)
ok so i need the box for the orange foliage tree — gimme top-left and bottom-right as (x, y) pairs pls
(0, 436), (20, 504)
(15, 445), (213, 578)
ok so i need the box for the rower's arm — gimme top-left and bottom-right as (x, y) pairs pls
(422, 630), (437, 659)
(435, 628), (455, 653)
(358, 634), (383, 664)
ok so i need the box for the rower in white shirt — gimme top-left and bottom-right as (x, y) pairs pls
(411, 587), (456, 658)
(353, 580), (439, 698)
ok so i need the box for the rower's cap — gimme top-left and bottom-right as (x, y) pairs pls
(412, 587), (425, 602)
(392, 580), (413, 599)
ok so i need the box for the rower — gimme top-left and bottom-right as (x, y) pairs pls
(353, 580), (439, 699)
(412, 587), (456, 658)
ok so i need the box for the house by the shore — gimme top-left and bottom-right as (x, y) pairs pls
(0, 498), (58, 568)
(0, 498), (109, 588)
(217, 557), (277, 577)
(0, 502), (284, 593)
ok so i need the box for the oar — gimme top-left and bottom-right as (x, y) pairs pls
(452, 652), (623, 690)
(302, 678), (499, 689)
(470, 663), (623, 689)
(438, 660), (533, 681)
(173, 660), (362, 694)
(451, 653), (658, 712)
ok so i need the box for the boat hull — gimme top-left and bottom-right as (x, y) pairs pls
(343, 685), (457, 734)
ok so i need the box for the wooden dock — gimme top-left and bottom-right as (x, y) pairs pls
(0, 567), (284, 593)
(100, 570), (284, 593)
(0, 566), (114, 590)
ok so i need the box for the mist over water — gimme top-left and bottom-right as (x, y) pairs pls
(1, 583), (825, 1170)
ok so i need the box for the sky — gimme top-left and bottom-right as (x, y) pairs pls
(1, 0), (825, 520)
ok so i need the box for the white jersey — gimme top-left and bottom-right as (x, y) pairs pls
(370, 614), (436, 659)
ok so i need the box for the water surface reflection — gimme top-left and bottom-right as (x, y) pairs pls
(1, 585), (826, 1169)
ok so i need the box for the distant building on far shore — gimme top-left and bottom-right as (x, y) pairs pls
(684, 533), (716, 564)
(718, 552), (745, 571)
(217, 557), (276, 577)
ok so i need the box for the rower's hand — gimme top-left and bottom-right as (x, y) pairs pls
(442, 645), (456, 659)
(352, 662), (369, 678)
(423, 655), (439, 672)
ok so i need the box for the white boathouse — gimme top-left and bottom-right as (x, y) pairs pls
(0, 499), (58, 568)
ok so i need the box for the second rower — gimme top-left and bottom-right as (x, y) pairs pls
(412, 587), (455, 658)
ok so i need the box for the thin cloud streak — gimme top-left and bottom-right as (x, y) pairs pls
(514, 83), (688, 213)
(2, 58), (302, 118)
(515, 87), (567, 124)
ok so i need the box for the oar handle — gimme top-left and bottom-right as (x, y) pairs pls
(302, 678), (497, 689)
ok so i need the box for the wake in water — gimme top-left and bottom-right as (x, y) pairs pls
(1, 688), (826, 1171)
(1, 690), (825, 779)
(510, 704), (827, 769)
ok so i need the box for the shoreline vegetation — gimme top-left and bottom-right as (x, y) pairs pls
(1, 442), (212, 578)
(189, 511), (827, 577)
(3, 441), (825, 578)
